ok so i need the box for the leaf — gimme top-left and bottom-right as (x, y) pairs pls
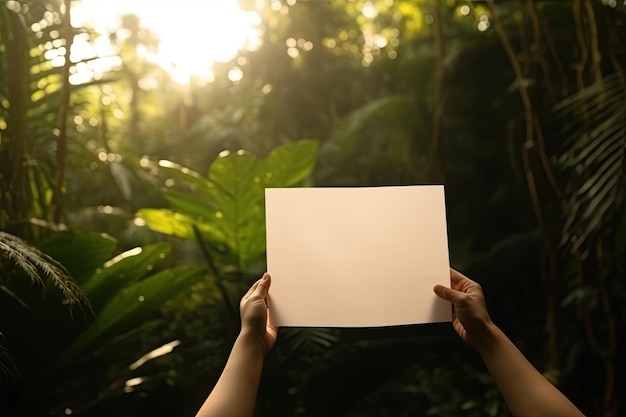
(207, 151), (265, 269)
(81, 243), (171, 311)
(137, 209), (198, 240)
(557, 72), (626, 250)
(205, 141), (319, 269)
(208, 150), (261, 195)
(263, 139), (319, 187)
(63, 265), (205, 360)
(333, 95), (413, 142)
(0, 337), (22, 381)
(315, 95), (419, 186)
(142, 141), (320, 271)
(138, 208), (227, 242)
(158, 160), (214, 196)
(78, 320), (163, 367)
(164, 190), (219, 223)
(281, 328), (338, 356)
(39, 231), (117, 283)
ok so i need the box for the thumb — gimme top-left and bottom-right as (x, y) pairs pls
(433, 284), (462, 304)
(252, 273), (271, 299)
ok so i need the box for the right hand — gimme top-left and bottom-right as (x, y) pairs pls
(433, 269), (494, 349)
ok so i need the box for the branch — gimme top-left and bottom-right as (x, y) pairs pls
(488, 0), (561, 372)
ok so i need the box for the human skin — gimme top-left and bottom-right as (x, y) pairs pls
(195, 273), (277, 417)
(433, 269), (585, 417)
(196, 269), (585, 417)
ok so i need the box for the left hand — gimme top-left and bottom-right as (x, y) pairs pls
(433, 269), (494, 350)
(239, 273), (278, 355)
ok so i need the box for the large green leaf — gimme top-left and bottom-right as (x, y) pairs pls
(263, 139), (319, 187)
(138, 208), (227, 242)
(164, 190), (222, 227)
(81, 243), (171, 311)
(206, 150), (265, 269)
(208, 150), (261, 195)
(141, 140), (319, 271)
(157, 160), (214, 197)
(63, 265), (205, 360)
(137, 209), (198, 240)
(39, 231), (117, 284)
(204, 141), (319, 269)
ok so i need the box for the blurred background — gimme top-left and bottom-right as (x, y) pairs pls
(0, 0), (625, 416)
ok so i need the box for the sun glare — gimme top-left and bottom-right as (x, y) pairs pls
(71, 0), (262, 84)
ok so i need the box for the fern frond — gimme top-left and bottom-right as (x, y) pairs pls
(556, 72), (626, 251)
(0, 232), (90, 311)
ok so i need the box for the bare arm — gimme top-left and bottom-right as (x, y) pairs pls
(434, 269), (585, 417)
(195, 273), (278, 417)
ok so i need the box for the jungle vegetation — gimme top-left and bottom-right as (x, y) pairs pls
(1, 0), (625, 416)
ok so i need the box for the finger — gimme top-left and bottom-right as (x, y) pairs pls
(251, 273), (271, 299)
(242, 280), (261, 301)
(452, 319), (466, 339)
(244, 272), (270, 298)
(433, 284), (464, 303)
(450, 268), (478, 291)
(450, 268), (466, 286)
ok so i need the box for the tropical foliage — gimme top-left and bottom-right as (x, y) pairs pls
(138, 139), (319, 271)
(1, 0), (625, 416)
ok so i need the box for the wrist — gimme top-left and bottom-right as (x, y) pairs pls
(238, 327), (268, 357)
(473, 322), (505, 356)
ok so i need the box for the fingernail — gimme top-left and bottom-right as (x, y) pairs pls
(263, 273), (270, 280)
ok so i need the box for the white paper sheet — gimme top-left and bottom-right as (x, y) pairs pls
(265, 185), (451, 327)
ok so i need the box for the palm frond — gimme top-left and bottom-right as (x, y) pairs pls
(280, 328), (339, 360)
(315, 94), (420, 186)
(556, 72), (626, 251)
(0, 334), (21, 381)
(0, 0), (94, 226)
(0, 232), (89, 310)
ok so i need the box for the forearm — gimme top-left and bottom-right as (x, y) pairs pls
(196, 329), (266, 417)
(477, 324), (585, 417)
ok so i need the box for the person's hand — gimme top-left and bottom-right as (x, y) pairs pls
(239, 273), (278, 356)
(433, 269), (494, 350)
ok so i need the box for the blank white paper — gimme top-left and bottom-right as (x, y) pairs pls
(265, 185), (451, 327)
